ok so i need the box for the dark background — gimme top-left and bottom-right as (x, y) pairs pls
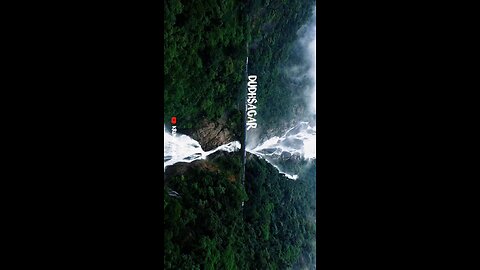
(3, 1), (476, 268)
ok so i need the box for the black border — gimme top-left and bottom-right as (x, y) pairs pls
(6, 0), (476, 268)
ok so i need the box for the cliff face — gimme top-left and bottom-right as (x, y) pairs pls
(164, 151), (241, 186)
(164, 159), (220, 180)
(191, 118), (235, 152)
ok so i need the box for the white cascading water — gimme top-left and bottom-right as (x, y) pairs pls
(164, 7), (315, 180)
(164, 125), (241, 172)
(246, 7), (316, 180)
(163, 122), (314, 180)
(246, 121), (316, 180)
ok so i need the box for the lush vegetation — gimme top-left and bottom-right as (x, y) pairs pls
(164, 154), (246, 269)
(164, 0), (317, 269)
(246, 0), (315, 135)
(164, 0), (315, 136)
(243, 155), (316, 270)
(164, 0), (247, 132)
(164, 154), (316, 269)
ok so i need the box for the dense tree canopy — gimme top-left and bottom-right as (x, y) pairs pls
(164, 0), (247, 133)
(247, 0), (315, 136)
(164, 0), (315, 136)
(164, 0), (316, 268)
(164, 154), (316, 269)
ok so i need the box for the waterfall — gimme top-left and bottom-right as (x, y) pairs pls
(164, 125), (241, 171)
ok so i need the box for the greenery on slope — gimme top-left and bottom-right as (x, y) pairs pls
(164, 0), (247, 132)
(164, 0), (317, 269)
(247, 0), (315, 135)
(164, 0), (315, 136)
(164, 155), (316, 269)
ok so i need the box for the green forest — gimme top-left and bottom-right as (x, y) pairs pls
(164, 0), (315, 135)
(164, 0), (316, 268)
(164, 154), (316, 269)
(164, 0), (248, 133)
(247, 0), (315, 135)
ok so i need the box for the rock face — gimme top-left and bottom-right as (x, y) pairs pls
(165, 160), (220, 179)
(191, 118), (234, 151)
(164, 151), (240, 185)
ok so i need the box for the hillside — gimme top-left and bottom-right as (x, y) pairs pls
(164, 154), (315, 269)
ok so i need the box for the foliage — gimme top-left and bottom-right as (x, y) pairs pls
(246, 0), (315, 135)
(164, 154), (316, 269)
(164, 0), (247, 132)
(164, 0), (317, 268)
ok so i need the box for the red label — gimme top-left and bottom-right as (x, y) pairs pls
(171, 117), (177, 125)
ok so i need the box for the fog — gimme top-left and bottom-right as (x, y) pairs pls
(246, 7), (316, 177)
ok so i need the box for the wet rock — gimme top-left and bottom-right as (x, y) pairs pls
(191, 119), (234, 151)
(280, 151), (292, 160)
